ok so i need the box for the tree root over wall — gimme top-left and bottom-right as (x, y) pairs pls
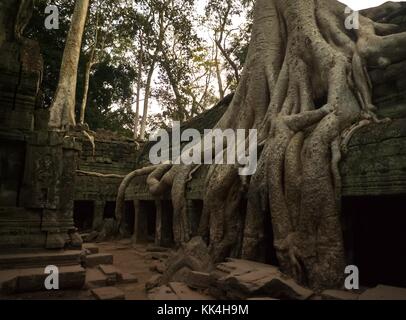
(115, 0), (406, 290)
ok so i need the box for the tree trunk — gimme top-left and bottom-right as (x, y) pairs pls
(134, 36), (143, 140)
(138, 9), (166, 140)
(139, 60), (156, 141)
(79, 7), (100, 125)
(79, 57), (94, 125)
(214, 42), (224, 100)
(215, 39), (239, 84)
(116, 0), (406, 290)
(49, 0), (89, 129)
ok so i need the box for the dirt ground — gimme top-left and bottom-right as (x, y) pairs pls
(0, 240), (161, 300)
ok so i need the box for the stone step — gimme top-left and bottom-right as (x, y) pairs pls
(120, 273), (138, 284)
(84, 253), (113, 267)
(186, 271), (214, 290)
(0, 250), (82, 270)
(0, 265), (85, 294)
(82, 243), (99, 255)
(85, 268), (108, 289)
(98, 264), (121, 284)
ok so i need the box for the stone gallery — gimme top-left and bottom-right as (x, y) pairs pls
(0, 0), (406, 301)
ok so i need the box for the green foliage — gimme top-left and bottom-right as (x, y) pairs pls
(26, 0), (253, 137)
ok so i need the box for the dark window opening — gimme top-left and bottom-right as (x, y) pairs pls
(161, 200), (174, 247)
(0, 140), (25, 207)
(342, 194), (406, 288)
(103, 201), (116, 219)
(138, 201), (156, 243)
(73, 200), (94, 231)
(123, 201), (135, 235)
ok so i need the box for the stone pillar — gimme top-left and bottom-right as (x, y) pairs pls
(92, 200), (105, 230)
(132, 200), (148, 244)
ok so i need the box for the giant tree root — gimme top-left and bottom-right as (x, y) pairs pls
(115, 0), (406, 290)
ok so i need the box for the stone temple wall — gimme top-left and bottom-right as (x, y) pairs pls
(72, 132), (137, 231)
(0, 7), (81, 249)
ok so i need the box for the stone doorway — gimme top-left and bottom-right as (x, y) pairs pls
(133, 200), (157, 244)
(124, 201), (135, 235)
(103, 201), (116, 219)
(0, 140), (25, 206)
(73, 200), (94, 231)
(158, 200), (174, 247)
(342, 194), (406, 288)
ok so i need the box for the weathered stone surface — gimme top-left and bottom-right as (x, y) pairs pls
(168, 282), (212, 300)
(0, 250), (81, 270)
(85, 268), (108, 289)
(85, 231), (99, 243)
(68, 232), (83, 249)
(341, 119), (406, 196)
(161, 237), (213, 284)
(91, 287), (125, 300)
(96, 219), (119, 242)
(1, 265), (85, 294)
(145, 274), (162, 291)
(83, 243), (99, 254)
(120, 273), (138, 284)
(98, 264), (121, 283)
(84, 253), (113, 267)
(359, 285), (406, 300)
(321, 289), (359, 300)
(185, 271), (214, 290)
(210, 259), (314, 300)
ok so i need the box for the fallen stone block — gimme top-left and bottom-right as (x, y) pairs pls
(120, 273), (138, 284)
(186, 271), (214, 290)
(146, 274), (162, 291)
(99, 264), (121, 279)
(0, 250), (81, 270)
(84, 253), (113, 267)
(359, 285), (406, 300)
(85, 268), (107, 289)
(91, 287), (125, 300)
(1, 265), (85, 294)
(213, 259), (313, 300)
(83, 243), (99, 255)
(85, 231), (99, 243)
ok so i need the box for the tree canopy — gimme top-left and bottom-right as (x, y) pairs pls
(26, 0), (254, 137)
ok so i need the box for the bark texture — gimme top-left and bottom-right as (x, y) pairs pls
(116, 0), (406, 290)
(49, 0), (89, 129)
